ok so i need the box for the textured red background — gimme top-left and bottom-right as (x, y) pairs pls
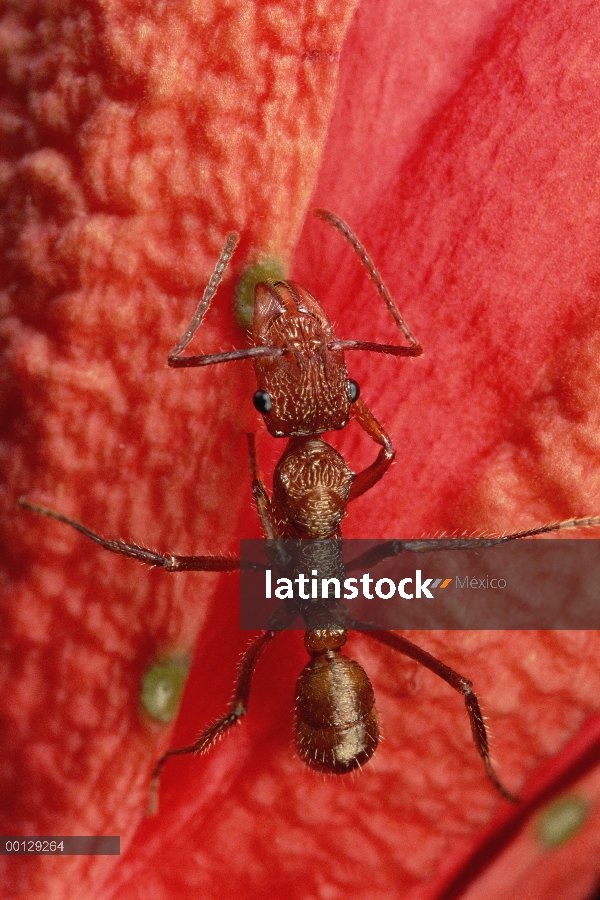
(3, 1), (600, 899)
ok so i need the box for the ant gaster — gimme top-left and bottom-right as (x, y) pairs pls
(21, 210), (600, 812)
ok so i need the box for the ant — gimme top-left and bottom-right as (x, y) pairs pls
(20, 210), (600, 812)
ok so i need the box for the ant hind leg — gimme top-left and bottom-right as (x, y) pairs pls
(364, 629), (519, 803)
(148, 629), (278, 813)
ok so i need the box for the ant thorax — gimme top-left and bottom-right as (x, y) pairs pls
(273, 437), (354, 539)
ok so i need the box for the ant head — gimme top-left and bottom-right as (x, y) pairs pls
(251, 281), (356, 437)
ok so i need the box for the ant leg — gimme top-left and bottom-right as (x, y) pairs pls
(346, 515), (600, 573)
(18, 498), (239, 573)
(148, 629), (278, 814)
(351, 398), (393, 455)
(348, 399), (395, 501)
(505, 517), (600, 538)
(313, 208), (422, 354)
(359, 515), (600, 562)
(364, 630), (518, 803)
(167, 234), (285, 370)
(246, 433), (283, 541)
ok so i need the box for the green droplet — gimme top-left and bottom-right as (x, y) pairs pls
(537, 795), (589, 848)
(235, 257), (287, 328)
(141, 657), (191, 723)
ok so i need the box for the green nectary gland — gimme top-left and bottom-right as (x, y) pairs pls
(235, 257), (287, 328)
(536, 795), (589, 848)
(141, 657), (191, 723)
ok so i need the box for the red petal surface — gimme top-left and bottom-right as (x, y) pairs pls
(3, 1), (600, 899)
(0, 1), (358, 897)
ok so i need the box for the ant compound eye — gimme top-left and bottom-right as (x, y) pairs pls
(253, 390), (272, 414)
(348, 380), (360, 403)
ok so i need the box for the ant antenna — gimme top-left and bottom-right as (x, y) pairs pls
(313, 208), (421, 350)
(169, 232), (240, 358)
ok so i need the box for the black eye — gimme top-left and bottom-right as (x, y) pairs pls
(348, 380), (360, 403)
(253, 390), (272, 414)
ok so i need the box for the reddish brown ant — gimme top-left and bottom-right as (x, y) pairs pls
(20, 210), (600, 813)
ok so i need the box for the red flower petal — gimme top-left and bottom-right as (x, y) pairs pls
(109, 1), (600, 897)
(3, 1), (600, 899)
(1, 1), (358, 897)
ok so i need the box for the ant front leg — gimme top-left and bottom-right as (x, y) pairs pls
(18, 499), (240, 573)
(364, 630), (518, 803)
(246, 433), (284, 541)
(348, 398), (395, 501)
(148, 629), (278, 814)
